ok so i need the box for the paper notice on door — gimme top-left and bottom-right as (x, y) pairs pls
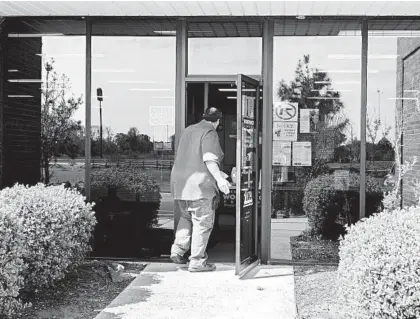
(273, 122), (298, 141)
(292, 142), (312, 166)
(273, 141), (292, 166)
(300, 109), (319, 133)
(300, 109), (310, 133)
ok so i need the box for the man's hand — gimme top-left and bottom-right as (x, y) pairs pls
(205, 161), (231, 194)
(217, 178), (231, 195)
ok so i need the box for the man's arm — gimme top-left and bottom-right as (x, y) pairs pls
(205, 160), (224, 184)
(202, 130), (230, 194)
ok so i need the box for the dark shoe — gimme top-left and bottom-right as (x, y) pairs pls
(188, 262), (216, 272)
(170, 254), (188, 264)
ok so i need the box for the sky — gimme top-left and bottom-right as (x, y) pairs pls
(41, 34), (403, 143)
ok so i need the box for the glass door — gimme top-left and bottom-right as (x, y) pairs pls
(235, 74), (261, 276)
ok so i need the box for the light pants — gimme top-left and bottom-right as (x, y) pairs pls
(171, 197), (216, 267)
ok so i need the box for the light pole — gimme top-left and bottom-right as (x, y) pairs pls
(97, 88), (103, 159)
(377, 89), (381, 122)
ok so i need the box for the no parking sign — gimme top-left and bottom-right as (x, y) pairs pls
(273, 101), (298, 122)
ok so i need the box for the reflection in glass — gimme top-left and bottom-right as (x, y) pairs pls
(271, 36), (362, 263)
(188, 38), (262, 75)
(5, 35), (86, 189)
(367, 32), (420, 208)
(89, 36), (176, 258)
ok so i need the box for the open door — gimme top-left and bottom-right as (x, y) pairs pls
(235, 74), (261, 276)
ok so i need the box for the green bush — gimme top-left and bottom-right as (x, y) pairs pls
(303, 172), (382, 240)
(91, 164), (161, 202)
(0, 183), (96, 317)
(338, 205), (420, 318)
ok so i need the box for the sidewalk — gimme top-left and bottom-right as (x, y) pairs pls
(95, 262), (297, 319)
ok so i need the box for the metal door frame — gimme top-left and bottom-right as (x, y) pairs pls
(235, 73), (262, 277)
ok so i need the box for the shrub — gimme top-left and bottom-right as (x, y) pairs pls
(0, 183), (96, 317)
(91, 164), (161, 202)
(338, 205), (420, 319)
(303, 172), (382, 240)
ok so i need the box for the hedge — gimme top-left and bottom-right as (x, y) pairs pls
(338, 205), (420, 318)
(303, 172), (383, 240)
(0, 183), (96, 317)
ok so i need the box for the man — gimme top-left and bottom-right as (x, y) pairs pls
(170, 107), (230, 272)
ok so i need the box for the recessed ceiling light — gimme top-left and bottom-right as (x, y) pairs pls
(36, 53), (105, 58)
(311, 89), (353, 92)
(8, 95), (34, 98)
(93, 69), (136, 73)
(108, 80), (157, 84)
(339, 30), (420, 37)
(219, 88), (257, 92)
(388, 97), (417, 100)
(130, 88), (171, 91)
(8, 33), (64, 37)
(314, 70), (378, 74)
(8, 69), (19, 72)
(328, 54), (399, 59)
(154, 30), (176, 35)
(152, 96), (175, 99)
(307, 97), (341, 100)
(8, 79), (43, 83)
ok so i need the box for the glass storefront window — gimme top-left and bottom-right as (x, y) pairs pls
(271, 30), (362, 262)
(188, 37), (262, 75)
(4, 23), (86, 190)
(90, 35), (176, 258)
(366, 27), (420, 208)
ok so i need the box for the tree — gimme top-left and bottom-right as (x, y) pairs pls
(366, 113), (394, 163)
(41, 59), (83, 184)
(277, 54), (349, 179)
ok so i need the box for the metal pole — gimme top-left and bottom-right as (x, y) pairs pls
(204, 82), (209, 112)
(261, 18), (274, 264)
(360, 20), (368, 219)
(175, 19), (188, 154)
(99, 100), (103, 159)
(84, 19), (92, 201)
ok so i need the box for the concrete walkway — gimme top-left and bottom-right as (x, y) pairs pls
(95, 263), (297, 319)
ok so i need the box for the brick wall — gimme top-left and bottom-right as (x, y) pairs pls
(0, 23), (42, 188)
(396, 38), (420, 207)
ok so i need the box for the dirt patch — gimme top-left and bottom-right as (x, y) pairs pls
(294, 265), (348, 319)
(14, 260), (146, 319)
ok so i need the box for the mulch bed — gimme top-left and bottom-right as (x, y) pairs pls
(291, 234), (346, 318)
(290, 233), (340, 263)
(14, 260), (146, 319)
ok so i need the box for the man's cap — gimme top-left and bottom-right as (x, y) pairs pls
(203, 107), (223, 121)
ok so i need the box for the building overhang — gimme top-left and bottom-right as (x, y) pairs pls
(1, 1), (420, 18)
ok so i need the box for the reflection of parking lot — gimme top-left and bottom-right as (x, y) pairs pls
(158, 193), (175, 217)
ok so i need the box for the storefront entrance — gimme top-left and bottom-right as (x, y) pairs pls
(184, 74), (263, 276)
